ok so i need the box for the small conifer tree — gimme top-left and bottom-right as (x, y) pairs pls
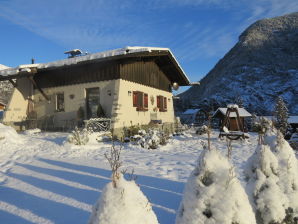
(274, 96), (289, 136)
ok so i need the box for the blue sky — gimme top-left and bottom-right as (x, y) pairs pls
(0, 0), (298, 93)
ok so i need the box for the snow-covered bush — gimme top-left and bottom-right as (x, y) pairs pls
(23, 128), (41, 135)
(88, 142), (159, 224)
(196, 125), (208, 135)
(67, 127), (89, 145)
(88, 174), (159, 224)
(130, 129), (169, 149)
(176, 148), (256, 224)
(245, 124), (298, 223)
(96, 131), (112, 142)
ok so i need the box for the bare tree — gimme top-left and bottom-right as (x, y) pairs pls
(104, 141), (123, 188)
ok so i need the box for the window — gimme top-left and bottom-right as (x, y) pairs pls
(56, 93), (65, 112)
(157, 95), (167, 112)
(133, 91), (148, 111)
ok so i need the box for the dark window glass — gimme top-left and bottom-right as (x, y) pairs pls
(56, 93), (65, 112)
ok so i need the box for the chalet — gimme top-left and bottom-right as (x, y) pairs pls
(212, 107), (252, 131)
(0, 47), (190, 136)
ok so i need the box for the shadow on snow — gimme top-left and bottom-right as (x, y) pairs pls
(2, 158), (185, 224)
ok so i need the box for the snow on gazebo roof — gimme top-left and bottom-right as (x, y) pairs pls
(213, 107), (252, 118)
(0, 46), (190, 85)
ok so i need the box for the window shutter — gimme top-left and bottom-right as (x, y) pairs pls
(157, 96), (160, 108)
(133, 91), (138, 107)
(164, 97), (167, 110)
(144, 94), (148, 108)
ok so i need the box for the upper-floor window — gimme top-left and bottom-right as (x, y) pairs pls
(133, 91), (148, 111)
(56, 93), (65, 112)
(157, 95), (167, 112)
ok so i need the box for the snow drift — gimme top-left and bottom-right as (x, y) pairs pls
(0, 123), (23, 144)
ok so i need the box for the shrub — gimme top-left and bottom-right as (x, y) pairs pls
(67, 127), (89, 145)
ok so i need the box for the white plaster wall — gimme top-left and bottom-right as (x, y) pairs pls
(3, 78), (33, 123)
(113, 79), (175, 129)
(34, 80), (119, 127)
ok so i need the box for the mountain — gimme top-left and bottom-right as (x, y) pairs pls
(0, 64), (13, 104)
(178, 12), (298, 115)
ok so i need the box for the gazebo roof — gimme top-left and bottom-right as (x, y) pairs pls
(213, 107), (252, 118)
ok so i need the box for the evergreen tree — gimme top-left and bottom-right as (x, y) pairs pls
(274, 96), (289, 135)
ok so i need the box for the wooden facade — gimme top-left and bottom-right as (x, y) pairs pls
(33, 57), (172, 92)
(120, 60), (171, 92)
(34, 61), (120, 89)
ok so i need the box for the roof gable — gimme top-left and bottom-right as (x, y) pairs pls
(213, 107), (252, 118)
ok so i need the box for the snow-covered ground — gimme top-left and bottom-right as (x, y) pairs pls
(0, 127), (285, 224)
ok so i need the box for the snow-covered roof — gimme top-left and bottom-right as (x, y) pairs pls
(213, 107), (252, 118)
(0, 46), (190, 85)
(288, 116), (298, 124)
(258, 116), (298, 124)
(0, 64), (10, 71)
(183, 109), (200, 115)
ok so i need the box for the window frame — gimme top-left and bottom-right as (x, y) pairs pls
(56, 93), (65, 112)
(132, 91), (148, 111)
(157, 95), (167, 112)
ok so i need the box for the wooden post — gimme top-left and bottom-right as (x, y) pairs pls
(27, 76), (50, 102)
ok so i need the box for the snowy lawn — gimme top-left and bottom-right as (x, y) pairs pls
(0, 128), (267, 224)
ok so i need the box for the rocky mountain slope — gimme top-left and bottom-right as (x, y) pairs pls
(0, 64), (13, 104)
(179, 12), (298, 115)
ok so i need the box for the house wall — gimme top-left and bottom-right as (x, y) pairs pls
(112, 79), (175, 132)
(3, 78), (33, 130)
(33, 80), (119, 128)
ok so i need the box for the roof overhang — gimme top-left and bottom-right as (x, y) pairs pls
(0, 47), (190, 86)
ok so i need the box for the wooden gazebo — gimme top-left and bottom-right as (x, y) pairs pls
(213, 107), (252, 131)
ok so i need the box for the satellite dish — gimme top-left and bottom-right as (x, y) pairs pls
(172, 82), (179, 91)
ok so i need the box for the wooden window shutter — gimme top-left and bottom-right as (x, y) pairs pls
(157, 96), (161, 108)
(164, 97), (167, 110)
(133, 91), (138, 107)
(144, 94), (148, 108)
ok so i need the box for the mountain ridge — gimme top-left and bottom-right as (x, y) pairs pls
(178, 12), (298, 115)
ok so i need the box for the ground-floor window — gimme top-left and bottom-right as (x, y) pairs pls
(133, 91), (148, 111)
(56, 93), (65, 112)
(86, 87), (101, 119)
(157, 95), (167, 112)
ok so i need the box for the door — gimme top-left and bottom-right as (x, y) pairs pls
(86, 87), (100, 119)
